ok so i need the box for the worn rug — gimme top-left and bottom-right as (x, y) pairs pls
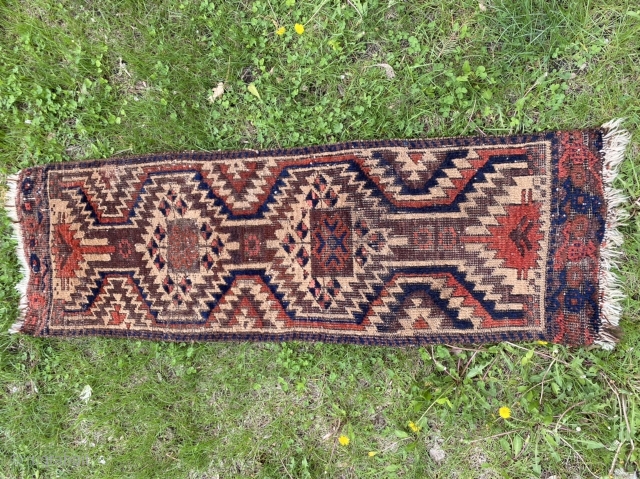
(4, 121), (630, 349)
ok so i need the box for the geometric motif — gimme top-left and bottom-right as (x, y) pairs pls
(5, 128), (623, 347)
(311, 208), (353, 276)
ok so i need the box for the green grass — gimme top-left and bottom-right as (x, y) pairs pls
(0, 0), (639, 477)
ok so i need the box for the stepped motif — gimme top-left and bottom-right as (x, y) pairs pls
(12, 130), (610, 346)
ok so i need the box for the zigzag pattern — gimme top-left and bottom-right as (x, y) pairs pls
(20, 133), (612, 346)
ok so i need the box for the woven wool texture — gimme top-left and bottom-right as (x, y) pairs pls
(4, 124), (630, 348)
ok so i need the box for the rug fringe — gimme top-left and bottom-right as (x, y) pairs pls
(595, 119), (631, 350)
(4, 172), (28, 334)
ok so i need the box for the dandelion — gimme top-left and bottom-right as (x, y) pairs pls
(294, 23), (304, 35)
(535, 340), (548, 345)
(338, 435), (350, 446)
(276, 26), (286, 36)
(499, 406), (511, 419)
(368, 451), (377, 457)
(408, 421), (421, 433)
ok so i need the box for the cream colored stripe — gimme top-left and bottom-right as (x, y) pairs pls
(82, 238), (111, 246)
(82, 254), (112, 262)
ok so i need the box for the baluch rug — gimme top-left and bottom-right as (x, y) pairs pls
(4, 120), (630, 349)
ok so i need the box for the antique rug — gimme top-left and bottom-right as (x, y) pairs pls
(4, 120), (630, 349)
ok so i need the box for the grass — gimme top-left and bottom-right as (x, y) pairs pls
(0, 0), (639, 477)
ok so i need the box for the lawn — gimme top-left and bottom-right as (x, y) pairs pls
(0, 0), (639, 477)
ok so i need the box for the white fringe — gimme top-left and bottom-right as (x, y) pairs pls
(594, 119), (631, 350)
(4, 172), (29, 334)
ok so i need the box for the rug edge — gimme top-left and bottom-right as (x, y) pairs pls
(596, 118), (631, 350)
(5, 171), (29, 334)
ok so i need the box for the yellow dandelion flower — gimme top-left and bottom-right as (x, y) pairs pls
(276, 26), (286, 36)
(338, 435), (350, 446)
(499, 406), (511, 419)
(408, 421), (421, 433)
(535, 340), (548, 345)
(294, 23), (304, 35)
(368, 451), (377, 457)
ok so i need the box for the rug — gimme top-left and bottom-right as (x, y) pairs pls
(4, 120), (630, 349)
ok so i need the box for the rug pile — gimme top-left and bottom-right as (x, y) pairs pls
(4, 120), (629, 348)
